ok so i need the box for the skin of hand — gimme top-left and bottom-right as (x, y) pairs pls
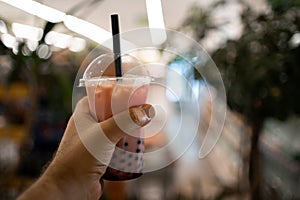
(17, 98), (155, 200)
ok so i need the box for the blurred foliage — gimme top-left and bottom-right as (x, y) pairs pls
(180, 0), (300, 198)
(181, 0), (300, 121)
(0, 22), (82, 120)
(215, 8), (300, 121)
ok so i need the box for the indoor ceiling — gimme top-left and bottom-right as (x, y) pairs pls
(0, 0), (201, 35)
(0, 0), (267, 53)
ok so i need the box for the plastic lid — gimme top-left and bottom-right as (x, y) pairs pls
(79, 53), (149, 87)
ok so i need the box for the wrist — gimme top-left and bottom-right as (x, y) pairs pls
(42, 161), (83, 199)
(42, 160), (103, 200)
(17, 173), (65, 200)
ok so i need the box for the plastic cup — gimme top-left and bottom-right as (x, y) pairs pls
(79, 54), (151, 180)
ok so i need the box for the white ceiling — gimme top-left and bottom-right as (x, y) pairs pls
(0, 0), (202, 34)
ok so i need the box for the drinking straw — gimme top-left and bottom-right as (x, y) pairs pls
(111, 14), (122, 77)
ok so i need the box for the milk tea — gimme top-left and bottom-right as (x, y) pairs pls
(86, 77), (149, 180)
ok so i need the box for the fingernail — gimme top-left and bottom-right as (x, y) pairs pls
(129, 104), (155, 127)
(140, 104), (155, 119)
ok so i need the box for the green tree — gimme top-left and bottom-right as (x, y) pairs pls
(181, 0), (300, 199)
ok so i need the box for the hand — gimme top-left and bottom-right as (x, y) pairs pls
(17, 97), (154, 200)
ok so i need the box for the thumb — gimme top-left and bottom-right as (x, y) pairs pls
(101, 104), (155, 144)
(73, 97), (155, 165)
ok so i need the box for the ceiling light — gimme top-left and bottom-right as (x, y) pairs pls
(1, 33), (17, 49)
(64, 15), (111, 44)
(45, 31), (87, 52)
(146, 0), (167, 45)
(12, 22), (43, 41)
(45, 31), (72, 49)
(1, 0), (165, 49)
(0, 20), (7, 33)
(69, 37), (86, 52)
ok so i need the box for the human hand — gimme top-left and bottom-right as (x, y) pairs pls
(17, 97), (154, 200)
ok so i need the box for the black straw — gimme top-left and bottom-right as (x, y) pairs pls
(111, 14), (122, 77)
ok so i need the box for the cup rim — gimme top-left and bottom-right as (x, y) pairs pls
(78, 75), (152, 87)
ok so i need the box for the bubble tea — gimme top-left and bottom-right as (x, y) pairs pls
(80, 54), (150, 180)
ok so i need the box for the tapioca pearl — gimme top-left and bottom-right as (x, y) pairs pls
(128, 153), (133, 158)
(110, 162), (115, 167)
(127, 162), (132, 167)
(136, 148), (141, 153)
(112, 154), (117, 159)
(135, 156), (139, 161)
(137, 139), (142, 145)
(124, 141), (129, 147)
(120, 159), (126, 163)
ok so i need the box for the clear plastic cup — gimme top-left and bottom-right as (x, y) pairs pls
(79, 53), (151, 180)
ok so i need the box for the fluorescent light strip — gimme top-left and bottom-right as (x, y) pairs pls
(146, 0), (165, 29)
(63, 15), (137, 52)
(64, 15), (111, 44)
(0, 0), (137, 51)
(12, 22), (43, 41)
(0, 0), (112, 45)
(145, 0), (167, 45)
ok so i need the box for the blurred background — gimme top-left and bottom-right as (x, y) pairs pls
(0, 0), (299, 199)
